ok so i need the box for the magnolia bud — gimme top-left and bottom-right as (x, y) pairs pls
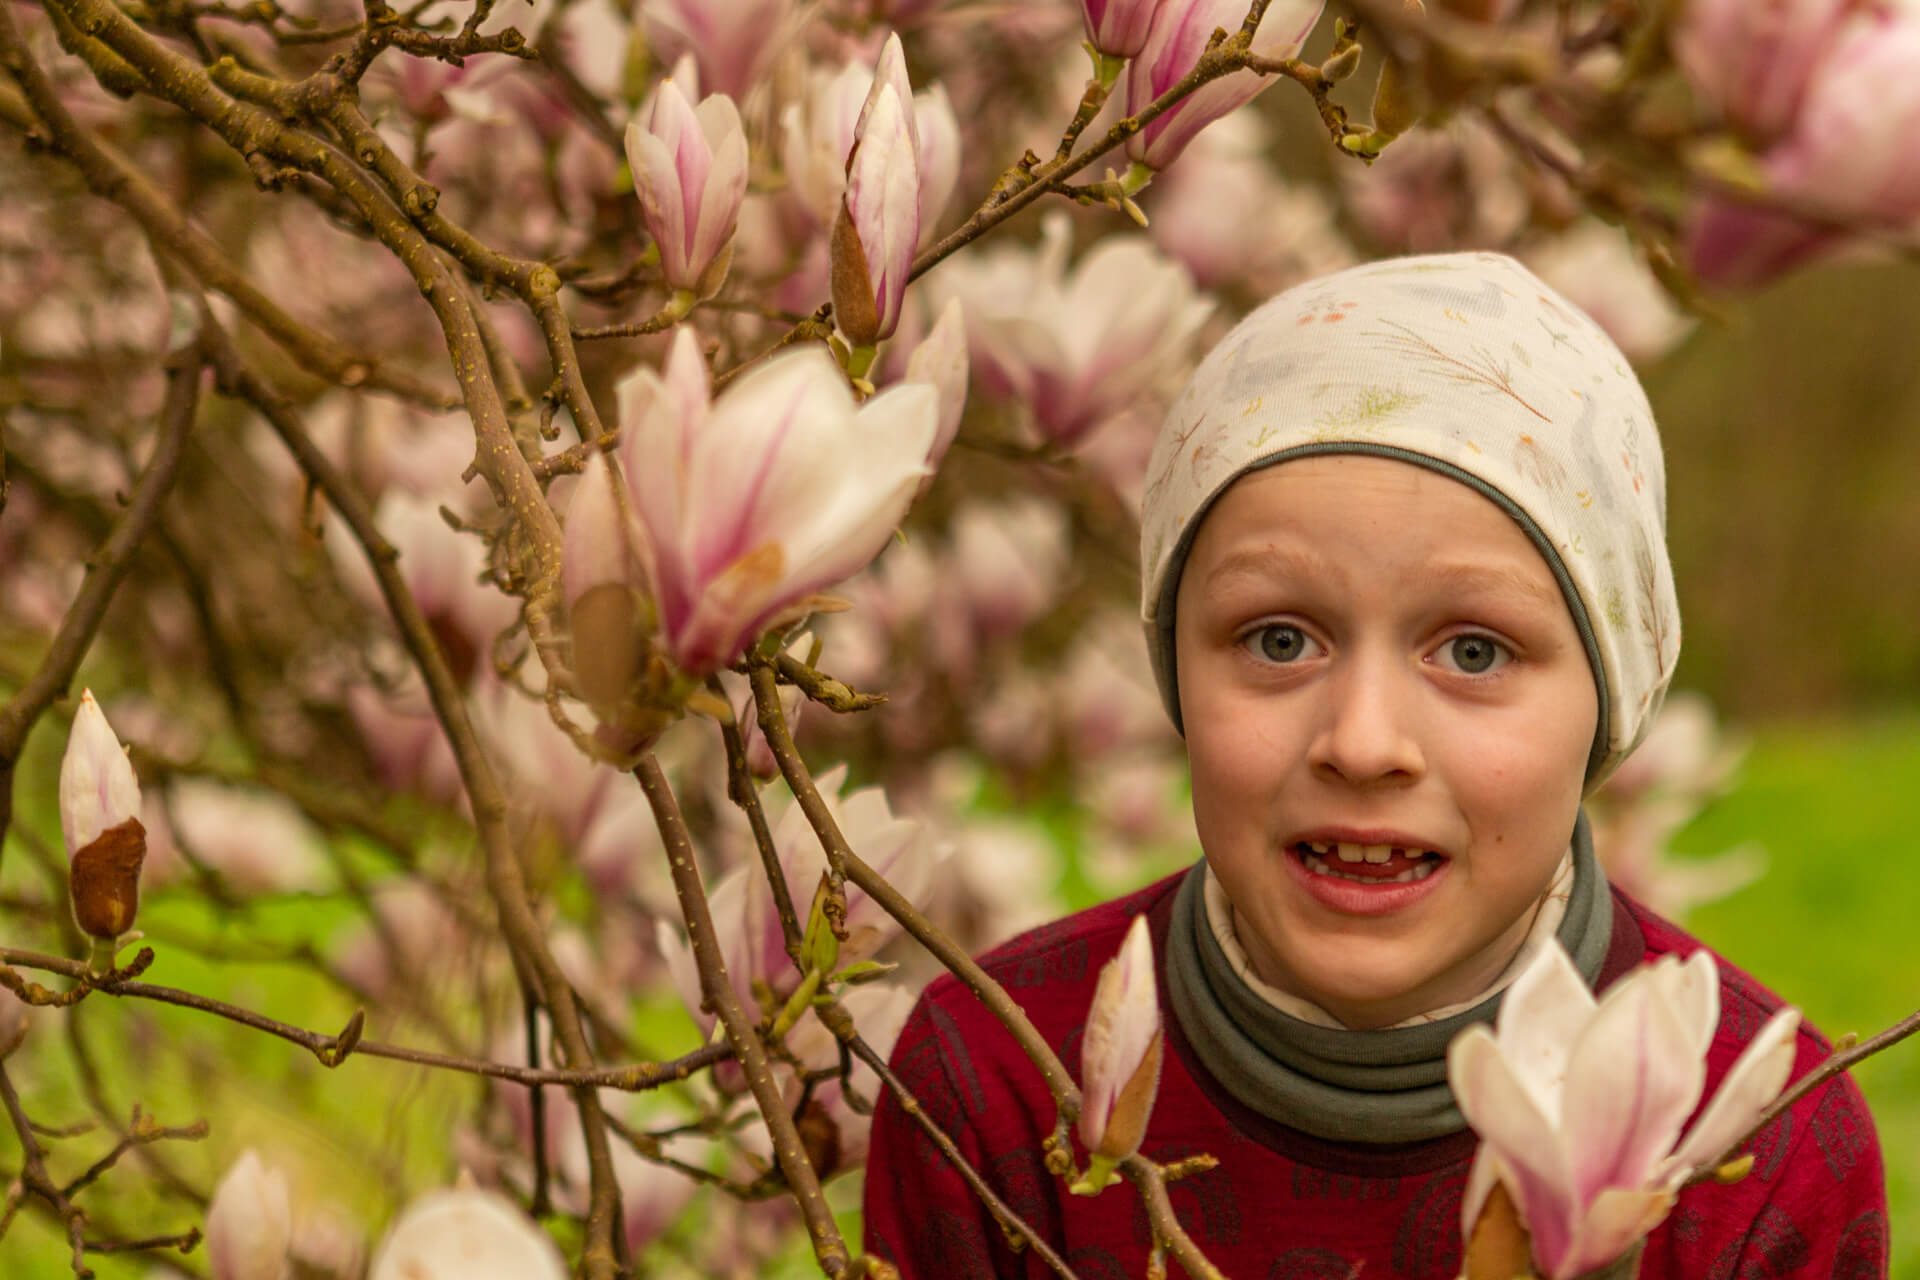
(1072, 915), (1162, 1193)
(58, 690), (146, 942)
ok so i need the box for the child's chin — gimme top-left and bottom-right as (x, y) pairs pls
(1284, 953), (1453, 1029)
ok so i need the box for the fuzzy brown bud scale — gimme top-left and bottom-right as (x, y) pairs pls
(69, 816), (146, 940)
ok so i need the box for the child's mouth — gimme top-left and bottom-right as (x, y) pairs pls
(1293, 841), (1442, 885)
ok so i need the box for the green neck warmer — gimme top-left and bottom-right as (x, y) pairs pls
(1164, 813), (1613, 1145)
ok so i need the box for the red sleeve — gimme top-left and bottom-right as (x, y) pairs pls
(861, 988), (1039, 1280)
(1714, 1068), (1888, 1280)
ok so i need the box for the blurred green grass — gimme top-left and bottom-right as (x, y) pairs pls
(1677, 712), (1920, 1280)
(5, 711), (1919, 1276)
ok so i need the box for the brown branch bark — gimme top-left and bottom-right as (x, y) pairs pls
(632, 754), (858, 1278)
(1687, 1002), (1920, 1187)
(0, 945), (732, 1089)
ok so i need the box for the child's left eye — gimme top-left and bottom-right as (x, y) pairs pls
(1433, 633), (1511, 675)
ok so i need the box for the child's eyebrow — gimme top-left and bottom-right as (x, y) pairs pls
(1422, 562), (1563, 611)
(1199, 545), (1339, 592)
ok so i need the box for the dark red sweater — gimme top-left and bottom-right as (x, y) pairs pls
(864, 872), (1887, 1279)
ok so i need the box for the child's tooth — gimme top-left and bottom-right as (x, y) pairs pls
(1362, 844), (1392, 864)
(1335, 843), (1364, 863)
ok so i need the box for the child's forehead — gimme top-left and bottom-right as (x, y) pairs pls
(1185, 456), (1571, 611)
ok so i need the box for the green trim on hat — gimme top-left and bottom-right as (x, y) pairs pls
(1150, 441), (1612, 784)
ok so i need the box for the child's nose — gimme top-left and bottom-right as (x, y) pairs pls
(1305, 653), (1426, 786)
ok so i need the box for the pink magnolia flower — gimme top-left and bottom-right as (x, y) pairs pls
(1124, 0), (1324, 171)
(1449, 941), (1801, 1280)
(1074, 914), (1163, 1189)
(1672, 0), (1864, 144)
(59, 689), (146, 941)
(638, 0), (791, 101)
(206, 1150), (293, 1280)
(368, 1187), (567, 1280)
(1082, 0), (1159, 58)
(931, 212), (1211, 448)
(780, 60), (962, 243)
(613, 328), (937, 676)
(1687, 12), (1920, 290)
(830, 34), (921, 346)
(625, 79), (748, 300)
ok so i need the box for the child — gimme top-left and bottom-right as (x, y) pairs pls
(862, 253), (1887, 1279)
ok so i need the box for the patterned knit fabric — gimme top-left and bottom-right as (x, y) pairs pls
(864, 875), (1888, 1279)
(1137, 252), (1681, 785)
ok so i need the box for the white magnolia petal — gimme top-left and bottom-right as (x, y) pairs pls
(746, 380), (935, 593)
(858, 33), (919, 154)
(1663, 1006), (1802, 1181)
(1496, 939), (1597, 1116)
(689, 94), (748, 278)
(845, 83), (921, 339)
(59, 690), (141, 857)
(1560, 968), (1704, 1209)
(1449, 1025), (1578, 1268)
(1652, 949), (1721, 1062)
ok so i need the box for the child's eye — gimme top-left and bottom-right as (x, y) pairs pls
(1433, 633), (1511, 675)
(1242, 624), (1322, 665)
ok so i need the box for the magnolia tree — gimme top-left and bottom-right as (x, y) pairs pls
(1, 0), (1918, 1276)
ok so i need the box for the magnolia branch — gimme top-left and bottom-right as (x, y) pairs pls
(0, 944), (733, 1089)
(631, 754), (863, 1279)
(1688, 1001), (1920, 1187)
(829, 1008), (1083, 1280)
(747, 660), (1079, 1117)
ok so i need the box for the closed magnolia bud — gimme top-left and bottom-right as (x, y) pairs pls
(59, 690), (146, 941)
(1073, 915), (1163, 1191)
(830, 34), (921, 346)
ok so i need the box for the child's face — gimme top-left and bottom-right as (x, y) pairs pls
(1173, 455), (1597, 1030)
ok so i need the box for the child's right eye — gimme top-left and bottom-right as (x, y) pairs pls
(1242, 623), (1321, 664)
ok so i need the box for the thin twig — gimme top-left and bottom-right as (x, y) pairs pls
(1687, 1003), (1920, 1187)
(746, 659), (1079, 1117)
(710, 678), (802, 961)
(632, 755), (857, 1278)
(826, 1005), (1081, 1280)
(0, 945), (731, 1088)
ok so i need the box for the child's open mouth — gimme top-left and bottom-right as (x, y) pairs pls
(1292, 841), (1443, 885)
